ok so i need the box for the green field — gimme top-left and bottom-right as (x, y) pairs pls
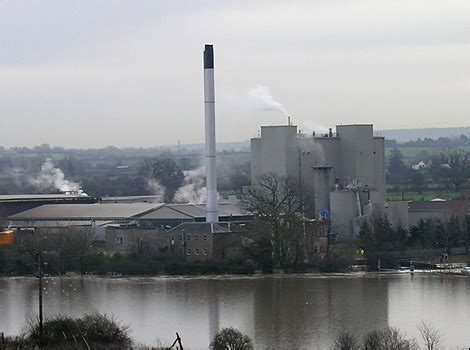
(385, 146), (470, 159)
(386, 191), (463, 201)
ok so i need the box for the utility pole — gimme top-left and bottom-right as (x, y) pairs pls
(37, 250), (44, 348)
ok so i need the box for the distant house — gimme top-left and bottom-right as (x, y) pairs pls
(411, 160), (432, 170)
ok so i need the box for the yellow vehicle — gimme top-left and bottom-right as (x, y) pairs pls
(0, 229), (14, 245)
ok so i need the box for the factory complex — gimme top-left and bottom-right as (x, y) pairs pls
(1, 44), (469, 268)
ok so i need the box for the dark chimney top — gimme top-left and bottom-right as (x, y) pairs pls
(204, 45), (214, 69)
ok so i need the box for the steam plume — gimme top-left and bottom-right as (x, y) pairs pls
(29, 158), (82, 193)
(248, 85), (288, 116)
(174, 166), (206, 203)
(147, 179), (165, 202)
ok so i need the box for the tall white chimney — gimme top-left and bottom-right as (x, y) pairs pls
(204, 44), (218, 222)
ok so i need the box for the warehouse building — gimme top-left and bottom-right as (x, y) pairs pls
(0, 193), (97, 227)
(7, 201), (253, 257)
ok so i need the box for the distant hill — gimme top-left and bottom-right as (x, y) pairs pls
(377, 127), (470, 142)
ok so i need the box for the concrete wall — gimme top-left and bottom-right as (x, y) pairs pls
(373, 137), (386, 201)
(336, 125), (376, 189)
(384, 201), (409, 228)
(105, 227), (167, 255)
(313, 167), (333, 216)
(408, 210), (449, 227)
(169, 230), (215, 260)
(330, 191), (360, 239)
(303, 220), (329, 260)
(251, 126), (299, 183)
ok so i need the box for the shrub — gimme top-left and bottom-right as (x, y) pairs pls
(26, 313), (132, 348)
(318, 252), (354, 273)
(211, 327), (253, 350)
(363, 327), (417, 350)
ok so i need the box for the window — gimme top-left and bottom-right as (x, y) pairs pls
(195, 248), (200, 256)
(187, 248), (191, 256)
(195, 234), (199, 241)
(187, 234), (191, 241)
(314, 246), (318, 254)
(203, 249), (208, 256)
(117, 237), (123, 244)
(203, 235), (207, 240)
(179, 248), (183, 255)
(179, 234), (182, 241)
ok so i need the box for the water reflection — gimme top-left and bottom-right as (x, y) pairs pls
(0, 274), (469, 349)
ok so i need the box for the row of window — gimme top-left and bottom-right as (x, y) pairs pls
(178, 234), (207, 241)
(179, 248), (208, 256)
(313, 245), (326, 253)
(119, 234), (209, 245)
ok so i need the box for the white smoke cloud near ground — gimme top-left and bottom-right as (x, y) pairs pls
(29, 158), (82, 193)
(248, 85), (289, 116)
(147, 179), (166, 202)
(174, 166), (206, 203)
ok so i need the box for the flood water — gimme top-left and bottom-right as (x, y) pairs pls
(1, 273), (469, 349)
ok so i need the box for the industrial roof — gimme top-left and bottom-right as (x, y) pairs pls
(9, 201), (250, 222)
(167, 204), (206, 218)
(10, 220), (113, 228)
(139, 205), (194, 220)
(166, 202), (249, 218)
(167, 222), (230, 234)
(10, 203), (164, 220)
(0, 194), (92, 202)
(101, 195), (163, 203)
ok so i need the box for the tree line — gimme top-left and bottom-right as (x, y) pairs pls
(359, 215), (470, 270)
(385, 134), (470, 148)
(387, 148), (470, 195)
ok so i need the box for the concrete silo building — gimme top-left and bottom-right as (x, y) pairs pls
(250, 123), (386, 238)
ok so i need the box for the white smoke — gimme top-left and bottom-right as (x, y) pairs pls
(29, 158), (82, 193)
(147, 179), (166, 201)
(248, 85), (289, 116)
(174, 166), (206, 203)
(300, 120), (330, 136)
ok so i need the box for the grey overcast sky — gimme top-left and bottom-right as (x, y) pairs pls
(1, 0), (470, 148)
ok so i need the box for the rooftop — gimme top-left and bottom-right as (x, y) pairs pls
(10, 203), (164, 220)
(0, 194), (93, 203)
(9, 201), (250, 221)
(167, 222), (231, 234)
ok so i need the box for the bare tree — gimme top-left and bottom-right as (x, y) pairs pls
(363, 327), (418, 350)
(418, 321), (442, 350)
(439, 149), (470, 192)
(333, 332), (360, 350)
(241, 173), (306, 269)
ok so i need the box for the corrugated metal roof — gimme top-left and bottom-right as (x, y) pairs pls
(166, 202), (248, 218)
(139, 206), (194, 220)
(167, 222), (230, 234)
(8, 201), (251, 222)
(11, 220), (112, 228)
(9, 203), (163, 220)
(0, 194), (92, 202)
(167, 204), (206, 218)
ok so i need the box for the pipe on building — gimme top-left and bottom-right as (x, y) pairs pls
(204, 44), (218, 223)
(356, 191), (363, 216)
